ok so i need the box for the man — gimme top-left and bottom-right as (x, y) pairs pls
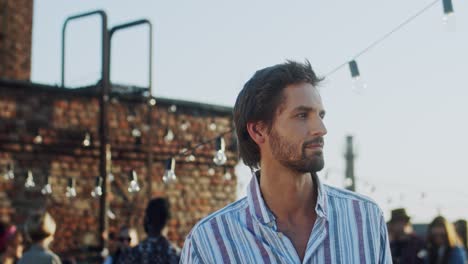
(103, 226), (138, 264)
(387, 208), (425, 264)
(118, 198), (179, 264)
(181, 60), (391, 263)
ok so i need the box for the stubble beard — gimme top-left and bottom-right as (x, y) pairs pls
(268, 128), (325, 173)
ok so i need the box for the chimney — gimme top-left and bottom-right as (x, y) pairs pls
(0, 0), (34, 80)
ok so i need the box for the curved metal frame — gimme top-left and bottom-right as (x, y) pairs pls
(61, 10), (109, 88)
(109, 19), (152, 93)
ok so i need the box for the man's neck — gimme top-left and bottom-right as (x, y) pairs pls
(259, 161), (317, 222)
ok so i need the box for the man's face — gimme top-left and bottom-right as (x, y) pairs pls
(117, 229), (132, 250)
(431, 226), (447, 246)
(267, 82), (327, 173)
(391, 220), (408, 236)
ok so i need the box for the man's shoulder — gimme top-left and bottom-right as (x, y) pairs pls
(188, 197), (248, 237)
(324, 184), (382, 210)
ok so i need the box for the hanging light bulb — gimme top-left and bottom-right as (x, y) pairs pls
(179, 120), (190, 131)
(25, 170), (35, 188)
(213, 137), (227, 166)
(128, 170), (141, 193)
(107, 208), (116, 220)
(208, 121), (217, 131)
(3, 163), (14, 180)
(168, 105), (177, 113)
(148, 97), (157, 106)
(442, 0), (455, 31)
(420, 192), (426, 199)
(82, 132), (91, 147)
(224, 168), (232, 181)
(185, 154), (195, 162)
(131, 127), (142, 138)
(344, 177), (353, 188)
(41, 175), (53, 195)
(127, 108), (137, 122)
(66, 178), (77, 198)
(162, 158), (177, 184)
(108, 172), (115, 182)
(164, 128), (174, 142)
(348, 60), (367, 93)
(387, 197), (393, 204)
(208, 168), (215, 176)
(33, 131), (43, 144)
(91, 177), (103, 197)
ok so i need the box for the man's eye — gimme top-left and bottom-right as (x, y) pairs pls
(297, 113), (307, 119)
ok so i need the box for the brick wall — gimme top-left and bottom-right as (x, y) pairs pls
(0, 80), (238, 260)
(0, 0), (33, 80)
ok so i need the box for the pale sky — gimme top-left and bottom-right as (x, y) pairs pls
(31, 0), (468, 223)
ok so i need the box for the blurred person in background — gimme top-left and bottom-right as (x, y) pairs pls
(103, 226), (138, 264)
(118, 197), (179, 264)
(388, 208), (425, 264)
(454, 219), (468, 257)
(0, 221), (24, 264)
(18, 212), (61, 264)
(424, 216), (466, 264)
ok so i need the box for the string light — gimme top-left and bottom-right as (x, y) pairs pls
(442, 0), (455, 31)
(131, 127), (142, 138)
(41, 175), (53, 195)
(25, 170), (35, 188)
(208, 168), (215, 176)
(442, 0), (454, 18)
(223, 168), (232, 181)
(3, 163), (14, 180)
(348, 60), (367, 92)
(128, 170), (141, 193)
(107, 209), (116, 220)
(164, 128), (174, 142)
(82, 132), (91, 147)
(91, 177), (103, 197)
(33, 131), (43, 144)
(213, 136), (227, 166)
(325, 0), (443, 80)
(168, 105), (177, 113)
(344, 177), (353, 188)
(108, 172), (115, 182)
(162, 158), (177, 184)
(127, 108), (137, 122)
(208, 121), (217, 131)
(148, 97), (157, 106)
(180, 120), (190, 131)
(66, 178), (77, 198)
(185, 154), (195, 162)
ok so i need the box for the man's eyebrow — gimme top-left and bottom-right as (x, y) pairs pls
(291, 106), (326, 115)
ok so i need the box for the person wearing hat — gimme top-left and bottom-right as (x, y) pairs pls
(18, 212), (61, 264)
(388, 208), (425, 264)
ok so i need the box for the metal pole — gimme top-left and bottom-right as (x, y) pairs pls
(108, 19), (153, 199)
(61, 10), (110, 253)
(345, 135), (356, 192)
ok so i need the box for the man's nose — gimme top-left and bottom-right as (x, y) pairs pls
(310, 117), (327, 137)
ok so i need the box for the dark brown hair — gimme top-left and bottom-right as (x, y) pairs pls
(233, 60), (323, 168)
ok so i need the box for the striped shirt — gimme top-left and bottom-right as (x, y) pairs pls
(180, 173), (392, 263)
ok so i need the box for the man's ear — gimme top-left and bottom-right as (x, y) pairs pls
(246, 121), (267, 145)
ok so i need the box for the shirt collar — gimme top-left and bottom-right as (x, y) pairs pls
(246, 170), (328, 225)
